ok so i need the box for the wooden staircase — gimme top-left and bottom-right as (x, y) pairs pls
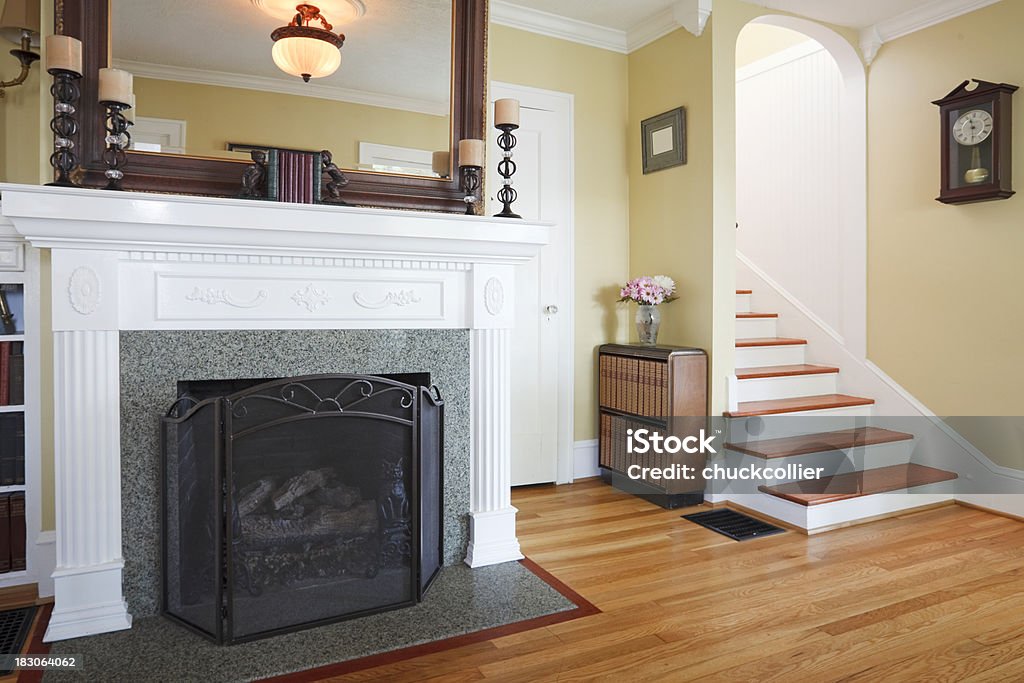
(727, 288), (957, 530)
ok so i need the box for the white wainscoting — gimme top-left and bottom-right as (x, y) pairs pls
(736, 41), (845, 341)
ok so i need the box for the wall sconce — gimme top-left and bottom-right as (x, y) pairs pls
(0, 0), (40, 99)
(271, 4), (345, 82)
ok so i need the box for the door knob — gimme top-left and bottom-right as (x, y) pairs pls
(544, 305), (559, 315)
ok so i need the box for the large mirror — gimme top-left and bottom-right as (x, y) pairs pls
(60, 0), (486, 212)
(112, 0), (453, 178)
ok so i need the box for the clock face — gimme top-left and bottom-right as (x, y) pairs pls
(953, 109), (994, 146)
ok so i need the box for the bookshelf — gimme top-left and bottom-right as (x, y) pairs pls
(0, 219), (39, 587)
(598, 344), (708, 509)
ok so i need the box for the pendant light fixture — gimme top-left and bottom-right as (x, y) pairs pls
(271, 4), (345, 83)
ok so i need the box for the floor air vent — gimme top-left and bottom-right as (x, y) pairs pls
(682, 509), (785, 541)
(0, 606), (37, 673)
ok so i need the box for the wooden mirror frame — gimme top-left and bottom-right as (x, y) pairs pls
(59, 0), (487, 213)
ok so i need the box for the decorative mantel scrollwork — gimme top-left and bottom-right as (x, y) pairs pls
(353, 289), (422, 310)
(185, 286), (268, 309)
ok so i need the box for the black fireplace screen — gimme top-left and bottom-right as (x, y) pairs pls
(161, 374), (443, 644)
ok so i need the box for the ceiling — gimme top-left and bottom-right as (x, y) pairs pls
(502, 0), (944, 31)
(112, 0), (452, 114)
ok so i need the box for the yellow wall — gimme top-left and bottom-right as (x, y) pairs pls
(867, 1), (1024, 467)
(627, 27), (715, 371)
(735, 23), (813, 68)
(489, 24), (631, 442)
(133, 77), (450, 168)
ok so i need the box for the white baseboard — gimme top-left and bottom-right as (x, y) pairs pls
(35, 530), (56, 598)
(573, 439), (599, 480)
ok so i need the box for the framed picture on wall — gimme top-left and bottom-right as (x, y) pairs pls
(641, 107), (687, 174)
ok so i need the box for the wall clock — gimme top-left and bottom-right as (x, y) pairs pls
(933, 79), (1018, 204)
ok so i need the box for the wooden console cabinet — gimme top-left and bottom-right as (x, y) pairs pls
(598, 344), (708, 508)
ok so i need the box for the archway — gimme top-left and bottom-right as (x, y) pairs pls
(734, 16), (866, 358)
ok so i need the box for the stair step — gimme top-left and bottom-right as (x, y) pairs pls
(725, 394), (875, 418)
(736, 337), (807, 348)
(737, 312), (778, 319)
(726, 427), (914, 459)
(736, 364), (839, 380)
(758, 464), (958, 506)
(736, 289), (752, 294)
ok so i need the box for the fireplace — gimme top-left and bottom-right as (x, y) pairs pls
(2, 185), (547, 642)
(161, 374), (443, 644)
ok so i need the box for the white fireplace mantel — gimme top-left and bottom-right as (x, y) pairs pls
(0, 184), (550, 642)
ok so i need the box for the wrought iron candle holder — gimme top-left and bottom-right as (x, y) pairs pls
(460, 164), (482, 215)
(494, 123), (522, 219)
(45, 68), (83, 187)
(100, 100), (132, 191)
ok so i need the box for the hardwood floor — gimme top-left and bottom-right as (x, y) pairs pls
(326, 478), (1024, 681)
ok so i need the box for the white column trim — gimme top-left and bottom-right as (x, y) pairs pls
(45, 330), (130, 642)
(466, 328), (522, 567)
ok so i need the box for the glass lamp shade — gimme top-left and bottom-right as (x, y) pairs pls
(0, 0), (41, 47)
(271, 35), (341, 82)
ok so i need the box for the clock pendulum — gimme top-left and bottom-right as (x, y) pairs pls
(953, 108), (993, 185)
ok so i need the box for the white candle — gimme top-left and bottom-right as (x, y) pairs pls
(125, 94), (136, 124)
(494, 98), (520, 127)
(458, 139), (484, 168)
(45, 35), (83, 75)
(98, 68), (133, 104)
(432, 150), (450, 176)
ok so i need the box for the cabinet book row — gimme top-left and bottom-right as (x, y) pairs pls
(599, 353), (670, 418)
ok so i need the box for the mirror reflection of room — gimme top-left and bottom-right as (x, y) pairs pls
(111, 0), (454, 178)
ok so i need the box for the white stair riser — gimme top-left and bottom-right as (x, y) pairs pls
(727, 405), (874, 440)
(715, 485), (955, 533)
(736, 317), (778, 338)
(735, 344), (806, 367)
(736, 372), (838, 402)
(736, 293), (751, 313)
(804, 483), (956, 532)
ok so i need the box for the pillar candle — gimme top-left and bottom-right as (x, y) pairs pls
(98, 68), (133, 104)
(125, 94), (136, 124)
(458, 139), (484, 168)
(494, 98), (520, 127)
(432, 150), (450, 176)
(45, 35), (83, 75)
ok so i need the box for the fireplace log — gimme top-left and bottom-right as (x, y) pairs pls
(237, 478), (277, 516)
(239, 500), (377, 547)
(271, 468), (334, 510)
(304, 484), (362, 511)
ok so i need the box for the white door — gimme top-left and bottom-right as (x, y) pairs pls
(487, 83), (573, 486)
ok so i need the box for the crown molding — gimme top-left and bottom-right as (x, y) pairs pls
(859, 0), (1003, 64)
(627, 0), (712, 51)
(491, 0), (712, 55)
(112, 59), (449, 117)
(489, 1), (629, 53)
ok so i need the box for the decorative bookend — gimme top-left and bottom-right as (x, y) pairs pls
(320, 149), (350, 205)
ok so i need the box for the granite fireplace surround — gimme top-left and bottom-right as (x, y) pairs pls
(121, 328), (470, 618)
(0, 184), (550, 644)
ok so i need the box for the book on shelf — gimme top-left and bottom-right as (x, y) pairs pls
(0, 494), (9, 573)
(8, 342), (23, 406)
(0, 341), (9, 406)
(0, 413), (24, 486)
(9, 493), (25, 572)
